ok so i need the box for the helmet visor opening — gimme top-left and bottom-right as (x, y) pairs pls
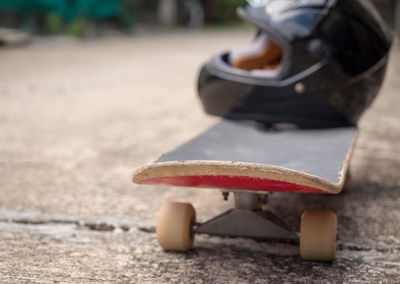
(228, 32), (282, 73)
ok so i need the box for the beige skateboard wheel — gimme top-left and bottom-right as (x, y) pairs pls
(156, 202), (196, 251)
(300, 210), (337, 261)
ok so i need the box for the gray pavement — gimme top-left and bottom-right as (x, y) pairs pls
(0, 30), (399, 283)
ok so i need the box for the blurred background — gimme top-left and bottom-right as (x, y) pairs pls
(0, 0), (398, 45)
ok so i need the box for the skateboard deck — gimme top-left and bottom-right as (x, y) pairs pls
(133, 120), (357, 194)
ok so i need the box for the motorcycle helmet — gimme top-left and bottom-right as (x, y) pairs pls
(197, 0), (392, 127)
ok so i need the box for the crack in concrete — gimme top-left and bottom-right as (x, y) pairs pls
(1, 209), (399, 256)
(0, 217), (132, 232)
(137, 224), (400, 255)
(0, 209), (153, 239)
(338, 243), (400, 254)
(138, 226), (156, 233)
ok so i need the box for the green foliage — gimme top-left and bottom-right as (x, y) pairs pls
(44, 12), (64, 34)
(212, 0), (244, 23)
(0, 0), (136, 35)
(43, 13), (85, 36)
(66, 17), (85, 37)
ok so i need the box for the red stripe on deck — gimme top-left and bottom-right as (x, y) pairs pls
(138, 175), (328, 194)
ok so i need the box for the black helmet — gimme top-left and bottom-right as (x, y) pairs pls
(197, 0), (392, 127)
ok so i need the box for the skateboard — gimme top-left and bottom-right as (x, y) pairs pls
(133, 119), (357, 261)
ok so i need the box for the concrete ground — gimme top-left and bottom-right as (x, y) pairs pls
(0, 29), (399, 283)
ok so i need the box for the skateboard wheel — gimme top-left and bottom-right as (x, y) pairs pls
(300, 210), (337, 261)
(156, 202), (196, 251)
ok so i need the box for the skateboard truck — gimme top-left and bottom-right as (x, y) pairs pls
(156, 191), (337, 262)
(193, 192), (298, 241)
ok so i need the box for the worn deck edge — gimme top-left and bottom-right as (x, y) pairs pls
(133, 161), (342, 194)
